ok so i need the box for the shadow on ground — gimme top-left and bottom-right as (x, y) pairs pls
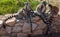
(29, 33), (60, 37)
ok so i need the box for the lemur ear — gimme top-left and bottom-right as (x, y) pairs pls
(48, 4), (52, 8)
(42, 1), (47, 5)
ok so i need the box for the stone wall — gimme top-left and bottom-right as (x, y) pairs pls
(0, 14), (60, 37)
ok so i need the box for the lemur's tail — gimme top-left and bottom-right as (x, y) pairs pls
(3, 14), (17, 29)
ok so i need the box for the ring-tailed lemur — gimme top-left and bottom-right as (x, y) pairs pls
(2, 2), (34, 30)
(2, 6), (25, 29)
(3, 14), (18, 29)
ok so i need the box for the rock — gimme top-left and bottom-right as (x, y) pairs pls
(51, 15), (60, 33)
(0, 15), (4, 18)
(0, 28), (8, 36)
(17, 33), (28, 37)
(12, 25), (22, 33)
(6, 26), (12, 33)
(10, 33), (17, 37)
(1, 36), (10, 37)
(0, 15), (6, 20)
(32, 20), (47, 35)
(0, 20), (3, 28)
(32, 29), (44, 35)
(32, 23), (37, 31)
(22, 22), (31, 34)
(5, 17), (16, 27)
(36, 20), (47, 29)
(15, 20), (24, 26)
(32, 16), (41, 22)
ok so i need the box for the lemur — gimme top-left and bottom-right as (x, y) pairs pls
(36, 2), (59, 35)
(35, 0), (58, 35)
(2, 2), (28, 29)
(2, 2), (34, 31)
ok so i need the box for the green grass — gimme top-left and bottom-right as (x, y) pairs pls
(0, 0), (59, 15)
(0, 0), (39, 15)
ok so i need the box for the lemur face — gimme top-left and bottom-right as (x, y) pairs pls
(24, 2), (31, 11)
